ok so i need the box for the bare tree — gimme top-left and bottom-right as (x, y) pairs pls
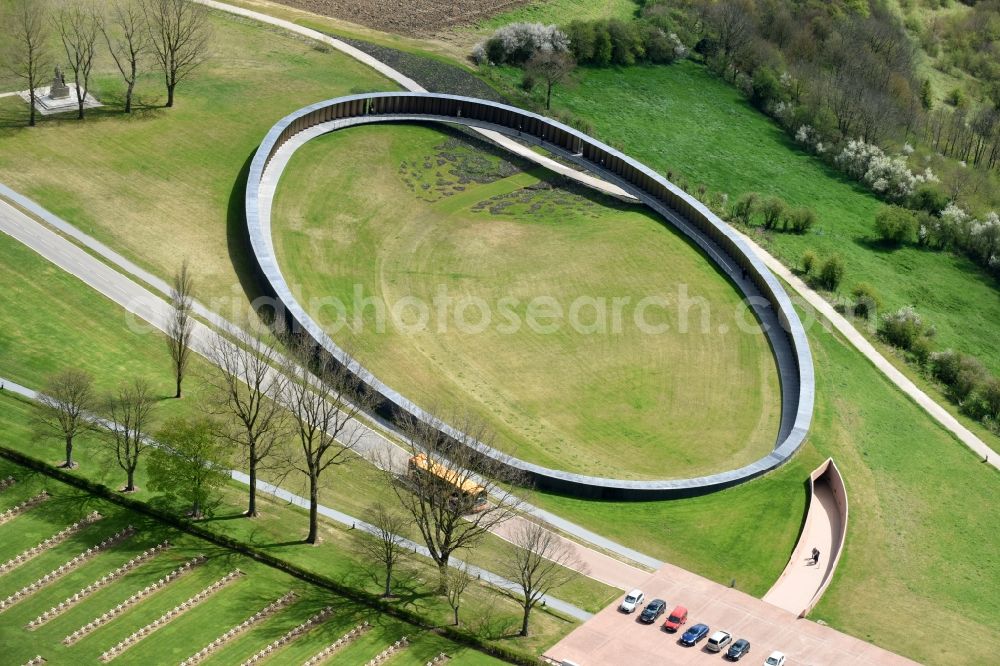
(500, 520), (584, 637)
(358, 503), (408, 597)
(53, 0), (100, 120)
(383, 412), (526, 589)
(445, 560), (474, 626)
(34, 368), (95, 468)
(102, 0), (148, 113)
(142, 0), (210, 108)
(525, 49), (575, 110)
(103, 378), (156, 492)
(207, 325), (289, 517)
(282, 335), (374, 544)
(4, 0), (51, 127)
(167, 260), (194, 399)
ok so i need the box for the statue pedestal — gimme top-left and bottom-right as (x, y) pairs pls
(17, 84), (103, 116)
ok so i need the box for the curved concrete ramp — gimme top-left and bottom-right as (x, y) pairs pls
(763, 458), (848, 617)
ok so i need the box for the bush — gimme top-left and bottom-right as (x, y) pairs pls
(874, 205), (918, 245)
(910, 335), (934, 366)
(909, 184), (949, 214)
(817, 255), (845, 291)
(880, 306), (927, 350)
(965, 378), (1000, 422)
(850, 282), (882, 319)
(759, 196), (786, 230)
(751, 67), (782, 111)
(731, 192), (758, 224)
(930, 350), (987, 401)
(801, 249), (818, 275)
(474, 23), (569, 65)
(785, 207), (816, 234)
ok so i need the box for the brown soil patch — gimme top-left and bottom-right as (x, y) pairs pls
(269, 0), (530, 36)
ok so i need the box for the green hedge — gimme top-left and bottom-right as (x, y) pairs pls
(0, 445), (541, 666)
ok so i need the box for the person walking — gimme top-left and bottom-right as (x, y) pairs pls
(811, 547), (820, 565)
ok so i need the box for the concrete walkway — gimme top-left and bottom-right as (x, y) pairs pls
(0, 193), (648, 595)
(762, 480), (840, 615)
(732, 228), (999, 471)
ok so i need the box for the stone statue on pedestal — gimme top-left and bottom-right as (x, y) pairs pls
(50, 66), (70, 99)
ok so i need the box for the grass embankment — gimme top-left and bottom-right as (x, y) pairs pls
(0, 456), (506, 666)
(474, 0), (638, 31)
(0, 2), (398, 308)
(0, 229), (617, 619)
(271, 123), (780, 480)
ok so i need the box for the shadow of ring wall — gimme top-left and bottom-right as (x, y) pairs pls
(246, 92), (815, 500)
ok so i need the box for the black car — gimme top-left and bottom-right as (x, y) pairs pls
(727, 638), (751, 661)
(639, 598), (667, 624)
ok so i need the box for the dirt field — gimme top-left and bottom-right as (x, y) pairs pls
(270, 0), (530, 35)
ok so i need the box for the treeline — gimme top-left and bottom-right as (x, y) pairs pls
(562, 18), (687, 66)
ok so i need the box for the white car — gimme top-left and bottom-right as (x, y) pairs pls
(706, 630), (732, 652)
(619, 589), (644, 613)
(764, 651), (786, 666)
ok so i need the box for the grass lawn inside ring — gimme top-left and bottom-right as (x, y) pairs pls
(246, 92), (814, 500)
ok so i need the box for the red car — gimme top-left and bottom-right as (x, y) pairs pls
(662, 605), (688, 632)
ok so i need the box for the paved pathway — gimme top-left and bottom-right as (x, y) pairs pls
(0, 193), (648, 594)
(0, 375), (591, 622)
(732, 228), (1000, 471)
(762, 479), (840, 616)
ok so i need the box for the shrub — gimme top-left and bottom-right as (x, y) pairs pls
(910, 335), (934, 366)
(910, 184), (949, 214)
(474, 23), (569, 65)
(520, 73), (536, 92)
(731, 192), (758, 224)
(817, 255), (845, 291)
(785, 207), (816, 234)
(930, 350), (987, 401)
(759, 196), (786, 230)
(874, 205), (917, 245)
(834, 139), (937, 201)
(850, 282), (881, 320)
(801, 249), (818, 275)
(751, 67), (782, 111)
(880, 306), (927, 350)
(967, 378), (1000, 422)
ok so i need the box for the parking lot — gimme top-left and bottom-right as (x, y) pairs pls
(544, 563), (917, 665)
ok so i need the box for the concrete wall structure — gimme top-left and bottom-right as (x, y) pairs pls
(245, 92), (815, 499)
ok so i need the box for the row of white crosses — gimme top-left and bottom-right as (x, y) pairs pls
(365, 636), (410, 666)
(0, 525), (136, 612)
(0, 511), (101, 575)
(0, 491), (49, 526)
(240, 606), (335, 665)
(301, 620), (372, 666)
(0, 475), (16, 492)
(63, 555), (207, 645)
(20, 656), (45, 666)
(99, 569), (245, 662)
(424, 653), (451, 666)
(27, 540), (170, 630)
(178, 590), (298, 666)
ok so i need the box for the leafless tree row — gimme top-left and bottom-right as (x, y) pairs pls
(2, 0), (210, 124)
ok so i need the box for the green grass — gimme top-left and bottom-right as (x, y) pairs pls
(0, 458), (505, 666)
(490, 60), (1000, 380)
(0, 228), (618, 619)
(524, 293), (1000, 666)
(271, 123), (781, 480)
(0, 3), (397, 308)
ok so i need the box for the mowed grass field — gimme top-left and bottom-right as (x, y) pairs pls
(271, 124), (781, 480)
(526, 297), (1000, 666)
(497, 61), (1000, 379)
(0, 1), (397, 307)
(0, 457), (505, 666)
